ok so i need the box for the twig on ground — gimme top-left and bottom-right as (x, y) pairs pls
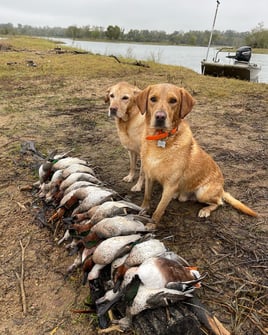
(15, 237), (31, 315)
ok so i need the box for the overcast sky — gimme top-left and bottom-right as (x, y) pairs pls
(0, 0), (266, 33)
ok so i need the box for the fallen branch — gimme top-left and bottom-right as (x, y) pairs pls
(15, 237), (31, 315)
(109, 55), (150, 67)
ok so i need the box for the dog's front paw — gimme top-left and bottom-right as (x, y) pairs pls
(198, 208), (211, 218)
(123, 174), (134, 183)
(131, 185), (141, 192)
(131, 182), (142, 192)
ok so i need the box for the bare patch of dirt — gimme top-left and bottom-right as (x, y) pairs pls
(0, 59), (267, 335)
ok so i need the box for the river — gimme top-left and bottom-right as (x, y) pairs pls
(51, 38), (268, 84)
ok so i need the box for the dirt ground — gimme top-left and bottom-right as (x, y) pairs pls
(0, 46), (267, 335)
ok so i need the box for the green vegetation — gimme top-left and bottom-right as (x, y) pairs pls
(1, 22), (268, 49)
(245, 22), (268, 48)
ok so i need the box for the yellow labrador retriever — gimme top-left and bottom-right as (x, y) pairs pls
(105, 82), (144, 191)
(136, 83), (258, 224)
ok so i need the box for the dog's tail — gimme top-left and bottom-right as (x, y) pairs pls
(223, 191), (258, 217)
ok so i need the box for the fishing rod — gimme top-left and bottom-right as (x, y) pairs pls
(204, 0), (220, 64)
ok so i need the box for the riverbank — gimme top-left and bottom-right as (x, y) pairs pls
(0, 36), (267, 335)
(46, 37), (268, 83)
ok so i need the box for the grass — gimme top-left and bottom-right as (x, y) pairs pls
(0, 35), (63, 50)
(1, 36), (267, 92)
(0, 35), (267, 145)
(0, 36), (267, 136)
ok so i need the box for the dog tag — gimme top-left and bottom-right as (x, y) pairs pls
(157, 140), (166, 148)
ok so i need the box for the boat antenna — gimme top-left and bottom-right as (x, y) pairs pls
(204, 0), (220, 62)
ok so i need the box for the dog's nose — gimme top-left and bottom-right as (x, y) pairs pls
(155, 111), (166, 121)
(109, 107), (118, 117)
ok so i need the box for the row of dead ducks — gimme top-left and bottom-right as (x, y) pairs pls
(36, 153), (229, 335)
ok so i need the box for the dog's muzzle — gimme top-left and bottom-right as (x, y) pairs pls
(108, 107), (117, 117)
(154, 110), (167, 128)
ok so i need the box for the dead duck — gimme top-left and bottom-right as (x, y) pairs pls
(49, 180), (97, 205)
(64, 180), (96, 194)
(39, 156), (87, 183)
(56, 182), (112, 219)
(52, 157), (87, 171)
(88, 200), (144, 225)
(71, 199), (142, 223)
(135, 256), (201, 289)
(39, 161), (54, 184)
(71, 188), (117, 216)
(49, 186), (116, 222)
(59, 172), (102, 191)
(90, 215), (151, 239)
(65, 221), (94, 241)
(113, 239), (167, 289)
(42, 170), (64, 200)
(61, 163), (95, 179)
(113, 282), (195, 331)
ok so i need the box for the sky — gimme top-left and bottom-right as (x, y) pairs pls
(0, 0), (266, 33)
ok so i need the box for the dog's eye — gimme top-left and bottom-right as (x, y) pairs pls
(110, 93), (114, 98)
(150, 96), (157, 102)
(122, 96), (129, 100)
(169, 97), (177, 104)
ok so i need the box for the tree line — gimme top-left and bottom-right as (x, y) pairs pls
(0, 22), (267, 48)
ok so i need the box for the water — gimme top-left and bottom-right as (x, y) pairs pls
(51, 38), (268, 83)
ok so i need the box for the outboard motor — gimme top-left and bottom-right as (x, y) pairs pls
(235, 46), (252, 62)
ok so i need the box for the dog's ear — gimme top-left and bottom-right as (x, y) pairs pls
(128, 87), (141, 109)
(179, 88), (195, 118)
(135, 86), (151, 114)
(104, 88), (111, 103)
(133, 87), (141, 97)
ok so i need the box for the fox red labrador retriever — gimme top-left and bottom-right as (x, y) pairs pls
(136, 83), (257, 224)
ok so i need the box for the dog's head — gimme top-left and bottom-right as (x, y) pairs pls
(105, 82), (141, 122)
(135, 83), (195, 130)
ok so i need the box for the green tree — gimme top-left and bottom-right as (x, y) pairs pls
(245, 22), (268, 48)
(65, 25), (80, 40)
(105, 25), (121, 40)
(0, 23), (15, 35)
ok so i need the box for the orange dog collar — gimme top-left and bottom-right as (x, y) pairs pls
(146, 127), (177, 141)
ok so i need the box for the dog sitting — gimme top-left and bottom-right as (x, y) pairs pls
(105, 82), (144, 191)
(135, 83), (258, 224)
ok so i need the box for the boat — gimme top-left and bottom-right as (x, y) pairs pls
(201, 1), (261, 82)
(201, 46), (261, 82)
